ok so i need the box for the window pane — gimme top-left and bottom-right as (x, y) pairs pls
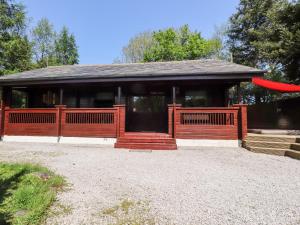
(184, 90), (207, 107)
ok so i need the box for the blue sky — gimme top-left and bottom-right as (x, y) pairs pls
(22, 0), (240, 64)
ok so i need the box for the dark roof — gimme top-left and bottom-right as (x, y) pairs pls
(0, 59), (265, 85)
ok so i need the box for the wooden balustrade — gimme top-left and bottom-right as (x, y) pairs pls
(174, 107), (239, 140)
(61, 108), (118, 137)
(4, 108), (59, 136)
(1, 104), (246, 141)
(2, 107), (119, 138)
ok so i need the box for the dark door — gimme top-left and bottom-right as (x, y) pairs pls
(126, 95), (168, 132)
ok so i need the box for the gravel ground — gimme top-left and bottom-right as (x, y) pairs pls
(0, 142), (299, 225)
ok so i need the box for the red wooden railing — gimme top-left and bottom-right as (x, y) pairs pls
(2, 106), (119, 138)
(173, 106), (240, 140)
(1, 104), (247, 141)
(4, 108), (59, 136)
(61, 108), (118, 137)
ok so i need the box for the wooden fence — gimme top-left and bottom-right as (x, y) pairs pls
(4, 108), (59, 136)
(61, 108), (118, 137)
(172, 106), (241, 140)
(3, 106), (118, 138)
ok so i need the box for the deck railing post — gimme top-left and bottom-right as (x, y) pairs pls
(168, 104), (181, 138)
(233, 104), (248, 140)
(114, 104), (125, 137)
(168, 104), (174, 137)
(55, 105), (66, 140)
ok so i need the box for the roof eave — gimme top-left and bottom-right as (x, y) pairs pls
(0, 71), (265, 86)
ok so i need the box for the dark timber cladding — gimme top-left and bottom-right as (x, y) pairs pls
(0, 59), (265, 85)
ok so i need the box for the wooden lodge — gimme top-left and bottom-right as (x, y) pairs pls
(0, 60), (265, 149)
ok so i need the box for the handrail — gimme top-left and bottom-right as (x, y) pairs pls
(173, 106), (240, 139)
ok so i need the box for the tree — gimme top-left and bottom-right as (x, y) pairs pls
(122, 31), (154, 63)
(227, 0), (300, 103)
(55, 27), (79, 65)
(274, 1), (300, 82)
(228, 0), (299, 80)
(31, 18), (56, 67)
(212, 24), (232, 61)
(228, 0), (275, 68)
(0, 0), (32, 75)
(143, 25), (221, 62)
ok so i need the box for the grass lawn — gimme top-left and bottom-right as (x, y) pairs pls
(0, 163), (65, 225)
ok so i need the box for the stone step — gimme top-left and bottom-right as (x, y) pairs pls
(245, 133), (299, 143)
(243, 140), (293, 149)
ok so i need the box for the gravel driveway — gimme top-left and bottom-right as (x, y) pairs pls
(0, 142), (299, 225)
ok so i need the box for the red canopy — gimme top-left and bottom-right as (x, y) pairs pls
(252, 77), (300, 93)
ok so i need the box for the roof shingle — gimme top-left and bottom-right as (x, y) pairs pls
(0, 59), (264, 83)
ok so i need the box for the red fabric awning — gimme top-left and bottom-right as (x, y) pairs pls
(252, 77), (300, 93)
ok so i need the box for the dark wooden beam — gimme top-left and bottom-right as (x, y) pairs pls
(59, 88), (64, 105)
(117, 86), (122, 104)
(237, 83), (241, 104)
(172, 86), (176, 104)
(76, 90), (80, 108)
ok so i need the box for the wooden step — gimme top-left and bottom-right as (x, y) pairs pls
(115, 132), (177, 150)
(245, 134), (299, 143)
(117, 138), (175, 144)
(246, 146), (287, 156)
(243, 140), (292, 149)
(244, 133), (300, 160)
(124, 132), (171, 138)
(246, 147), (300, 160)
(285, 150), (300, 160)
(114, 142), (177, 150)
(291, 143), (300, 151)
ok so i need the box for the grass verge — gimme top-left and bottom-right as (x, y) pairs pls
(0, 163), (65, 225)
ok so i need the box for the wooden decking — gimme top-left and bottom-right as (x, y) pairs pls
(115, 132), (177, 150)
(0, 105), (248, 150)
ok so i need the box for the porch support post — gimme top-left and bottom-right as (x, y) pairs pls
(59, 88), (64, 105)
(236, 83), (242, 104)
(0, 87), (12, 137)
(168, 105), (174, 137)
(55, 105), (66, 140)
(233, 104), (248, 140)
(117, 86), (122, 104)
(0, 99), (4, 138)
(225, 87), (229, 106)
(168, 103), (181, 138)
(172, 86), (176, 104)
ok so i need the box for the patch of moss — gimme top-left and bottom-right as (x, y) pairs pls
(101, 199), (156, 225)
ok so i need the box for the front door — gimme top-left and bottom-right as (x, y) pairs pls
(126, 95), (168, 132)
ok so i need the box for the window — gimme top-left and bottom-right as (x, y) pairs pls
(42, 90), (58, 106)
(184, 90), (208, 107)
(11, 89), (28, 108)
